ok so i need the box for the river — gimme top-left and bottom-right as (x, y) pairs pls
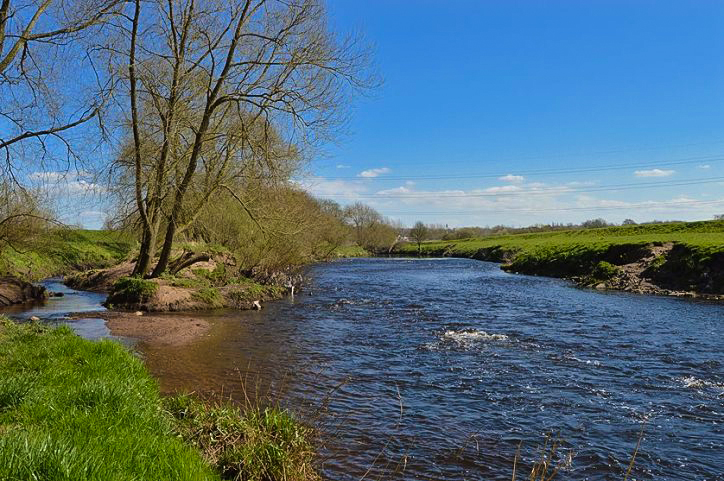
(3, 258), (723, 480)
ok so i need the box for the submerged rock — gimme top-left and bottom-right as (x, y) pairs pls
(0, 276), (47, 306)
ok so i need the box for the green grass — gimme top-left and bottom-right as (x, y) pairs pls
(331, 245), (371, 258)
(0, 319), (218, 480)
(191, 287), (224, 308)
(0, 229), (134, 281)
(398, 220), (724, 258)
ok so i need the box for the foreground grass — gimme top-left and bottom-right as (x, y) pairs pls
(0, 318), (217, 480)
(0, 319), (318, 480)
(1, 229), (134, 281)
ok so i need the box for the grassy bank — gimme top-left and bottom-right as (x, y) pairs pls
(0, 229), (134, 281)
(395, 220), (724, 294)
(0, 318), (318, 480)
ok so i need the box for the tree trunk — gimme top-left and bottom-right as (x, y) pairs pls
(169, 253), (211, 275)
(133, 226), (157, 277)
(150, 221), (175, 277)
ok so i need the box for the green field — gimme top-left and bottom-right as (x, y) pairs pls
(0, 229), (134, 281)
(396, 220), (724, 292)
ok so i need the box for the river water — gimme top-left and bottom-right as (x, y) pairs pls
(4, 259), (723, 480)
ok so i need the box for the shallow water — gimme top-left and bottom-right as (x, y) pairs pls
(0, 278), (116, 341)
(4, 261), (724, 480)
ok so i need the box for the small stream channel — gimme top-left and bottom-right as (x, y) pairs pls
(1, 278), (119, 342)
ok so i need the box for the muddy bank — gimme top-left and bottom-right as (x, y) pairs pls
(70, 310), (212, 346)
(505, 242), (724, 300)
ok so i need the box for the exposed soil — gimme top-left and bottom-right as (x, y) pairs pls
(0, 276), (47, 306)
(575, 243), (724, 300)
(106, 283), (282, 312)
(66, 255), (287, 312)
(70, 310), (211, 346)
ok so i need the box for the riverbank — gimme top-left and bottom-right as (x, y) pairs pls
(394, 220), (724, 299)
(0, 317), (319, 480)
(66, 257), (287, 312)
(1, 229), (134, 281)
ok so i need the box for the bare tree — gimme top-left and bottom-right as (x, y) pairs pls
(409, 221), (428, 253)
(0, 0), (121, 177)
(342, 202), (399, 252)
(119, 0), (376, 277)
(343, 202), (382, 244)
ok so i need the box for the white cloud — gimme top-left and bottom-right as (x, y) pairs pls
(28, 170), (104, 194)
(28, 171), (67, 182)
(336, 164), (350, 169)
(358, 167), (391, 178)
(698, 164), (711, 169)
(498, 174), (525, 183)
(634, 168), (675, 177)
(296, 175), (368, 200)
(485, 185), (522, 193)
(376, 186), (413, 195)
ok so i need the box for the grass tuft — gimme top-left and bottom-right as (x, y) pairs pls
(165, 394), (320, 481)
(191, 287), (224, 308)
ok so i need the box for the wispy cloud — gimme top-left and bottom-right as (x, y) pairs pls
(295, 175), (368, 200)
(499, 174), (525, 183)
(698, 164), (711, 170)
(28, 170), (104, 194)
(634, 168), (675, 177)
(358, 167), (391, 178)
(336, 164), (350, 169)
(28, 171), (67, 182)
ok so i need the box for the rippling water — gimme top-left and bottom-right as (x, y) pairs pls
(5, 260), (723, 480)
(140, 258), (724, 480)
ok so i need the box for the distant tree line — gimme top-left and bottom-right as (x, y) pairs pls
(395, 217), (704, 243)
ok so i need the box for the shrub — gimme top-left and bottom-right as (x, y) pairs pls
(591, 261), (620, 281)
(106, 276), (159, 305)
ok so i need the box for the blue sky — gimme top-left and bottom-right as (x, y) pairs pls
(300, 0), (724, 227)
(32, 1), (724, 229)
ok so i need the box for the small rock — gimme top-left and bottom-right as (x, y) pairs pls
(252, 300), (262, 310)
(135, 311), (144, 316)
(595, 283), (606, 290)
(29, 316), (40, 322)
